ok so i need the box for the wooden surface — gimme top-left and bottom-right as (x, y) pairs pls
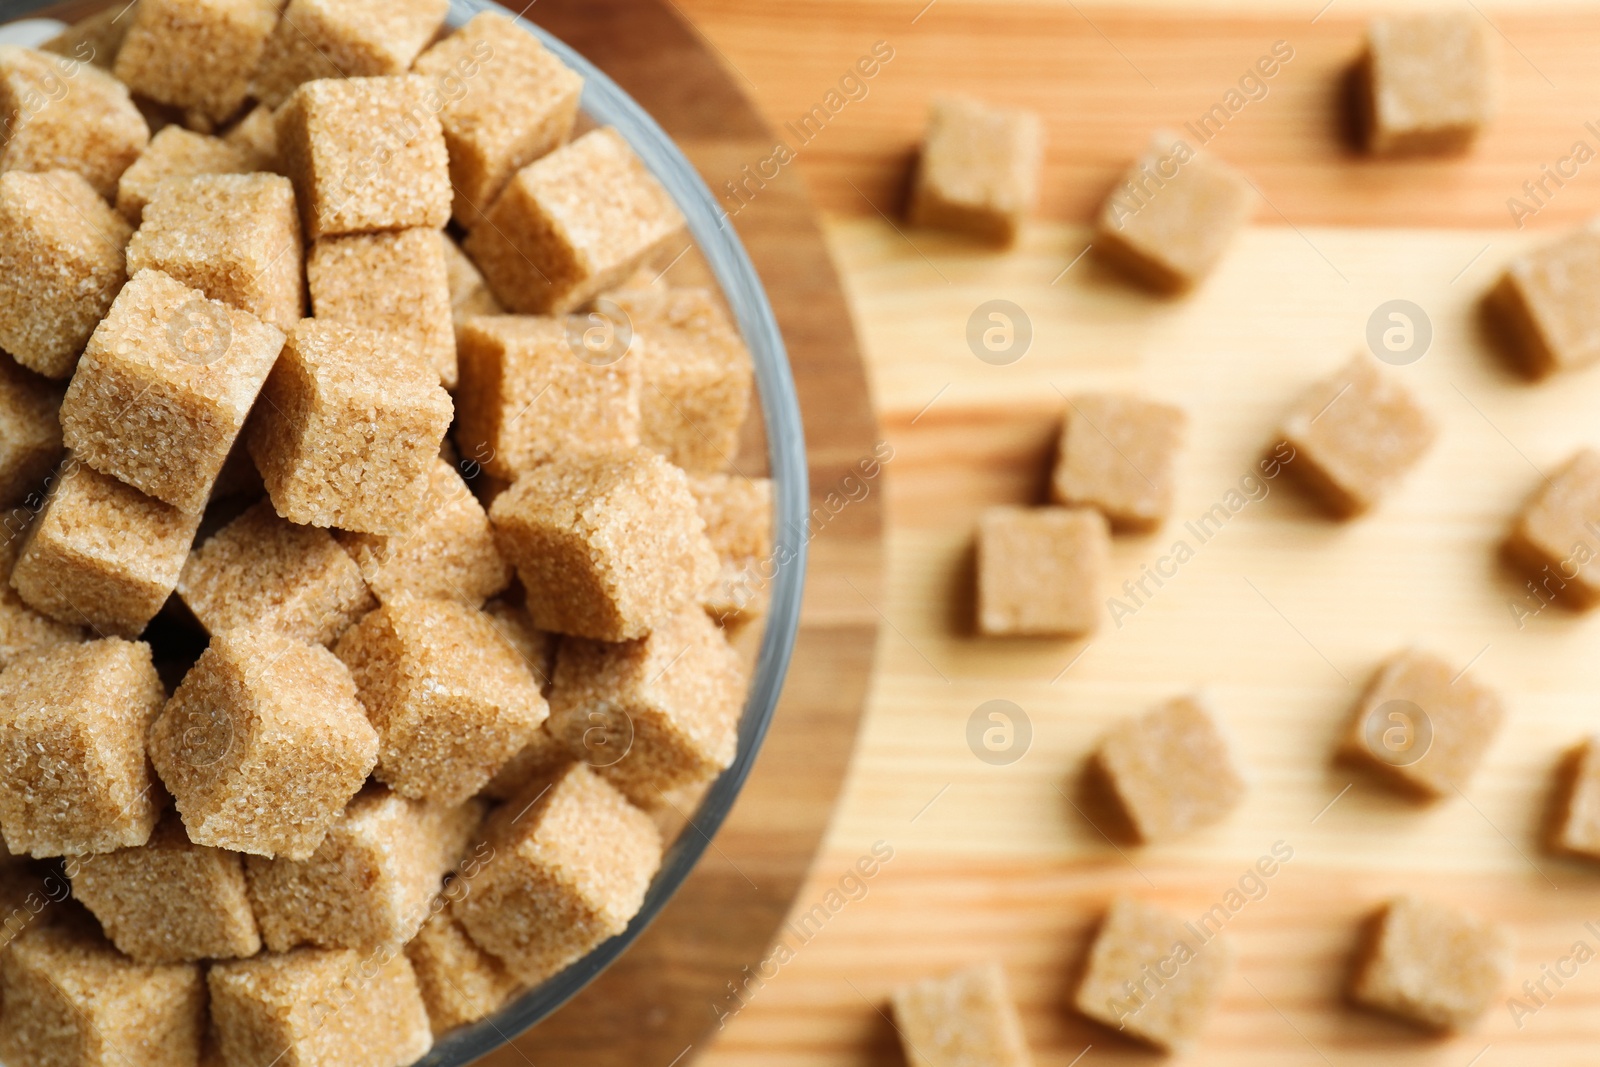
(658, 3), (1600, 1066)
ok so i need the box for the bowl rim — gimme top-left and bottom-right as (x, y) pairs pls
(0, 1), (811, 1062)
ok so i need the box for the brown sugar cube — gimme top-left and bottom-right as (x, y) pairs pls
(245, 787), (480, 952)
(612, 288), (754, 474)
(1095, 132), (1255, 293)
(908, 95), (1043, 245)
(1095, 696), (1246, 843)
(1279, 355), (1437, 519)
(482, 598), (556, 687)
(414, 11), (583, 227)
(223, 103), (280, 172)
(976, 505), (1108, 637)
(0, 921), (205, 1067)
(1074, 895), (1232, 1052)
(177, 499), (374, 646)
(0, 169), (132, 380)
(69, 811), (260, 963)
(465, 127), (687, 315)
(1051, 394), (1187, 531)
(441, 232), (504, 320)
(61, 269), (287, 512)
(489, 448), (719, 641)
(1488, 225), (1600, 378)
(148, 626), (379, 860)
(890, 962), (1033, 1067)
(406, 911), (520, 1037)
(0, 637), (164, 857)
(113, 0), (276, 131)
(478, 601), (561, 800)
(1360, 14), (1498, 157)
(333, 459), (511, 609)
(115, 127), (253, 226)
(0, 46), (149, 199)
(549, 606), (744, 805)
(1551, 737), (1600, 858)
(11, 459), (203, 638)
(1339, 648), (1505, 798)
(452, 762), (662, 984)
(455, 314), (642, 480)
(0, 507), (85, 668)
(334, 594), (549, 805)
(1349, 896), (1511, 1030)
(482, 727), (566, 801)
(308, 228), (456, 387)
(125, 173), (304, 331)
(41, 6), (134, 70)
(209, 948), (432, 1067)
(278, 75), (453, 240)
(250, 0), (449, 109)
(688, 473), (773, 623)
(247, 319), (454, 535)
(1506, 449), (1600, 608)
(0, 356), (64, 507)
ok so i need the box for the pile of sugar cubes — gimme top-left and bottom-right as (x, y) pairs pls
(0, 2), (769, 1065)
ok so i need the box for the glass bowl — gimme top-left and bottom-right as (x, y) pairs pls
(0, 3), (810, 1063)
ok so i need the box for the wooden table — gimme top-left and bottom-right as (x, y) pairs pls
(669, 2), (1600, 1065)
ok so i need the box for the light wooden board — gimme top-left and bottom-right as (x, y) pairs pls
(673, 2), (1600, 1065)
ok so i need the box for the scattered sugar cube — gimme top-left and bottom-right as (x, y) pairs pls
(0, 45), (149, 198)
(1340, 648), (1505, 797)
(278, 75), (453, 240)
(125, 173), (304, 331)
(1279, 355), (1437, 518)
(1051, 393), (1187, 532)
(976, 505), (1108, 637)
(0, 921), (205, 1067)
(308, 227), (456, 387)
(455, 314), (641, 479)
(11, 459), (203, 638)
(0, 169), (132, 380)
(115, 126), (253, 225)
(247, 319), (454, 535)
(441, 232), (504, 320)
(890, 962), (1033, 1067)
(222, 102), (280, 172)
(333, 459), (510, 609)
(334, 594), (549, 805)
(452, 762), (662, 984)
(1349, 895), (1511, 1030)
(1551, 737), (1600, 859)
(177, 499), (374, 645)
(148, 626), (379, 860)
(41, 6), (133, 70)
(0, 507), (84, 668)
(250, 0), (449, 108)
(209, 948), (432, 1067)
(613, 288), (754, 474)
(61, 269), (286, 512)
(69, 811), (261, 963)
(1073, 895), (1232, 1053)
(908, 95), (1043, 245)
(465, 127), (686, 315)
(1506, 449), (1600, 608)
(0, 357), (63, 507)
(1095, 696), (1246, 843)
(1095, 132), (1254, 293)
(0, 637), (164, 857)
(406, 910), (520, 1037)
(114, 0), (277, 130)
(688, 473), (773, 624)
(1488, 225), (1600, 378)
(489, 448), (719, 641)
(245, 787), (480, 952)
(1361, 14), (1498, 157)
(414, 11), (583, 226)
(549, 606), (743, 805)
